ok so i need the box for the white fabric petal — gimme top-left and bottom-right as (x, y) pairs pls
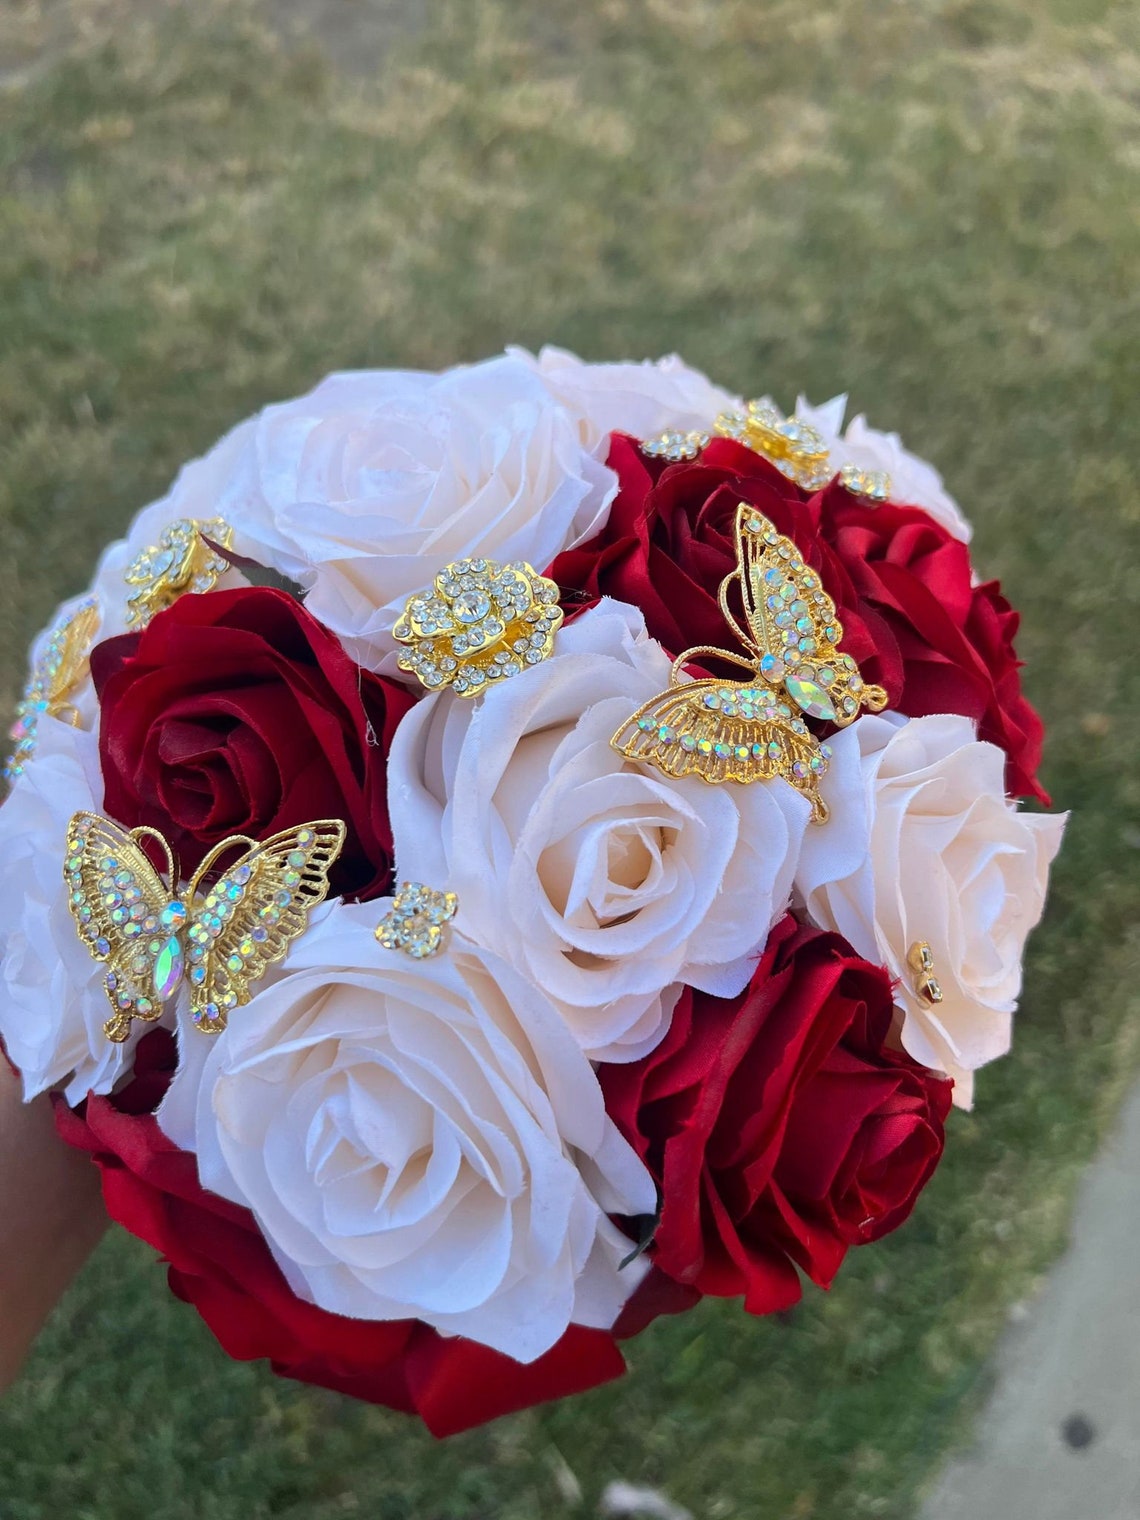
(796, 392), (973, 541)
(387, 599), (811, 1062)
(158, 904), (654, 1363)
(794, 711), (1065, 1107)
(0, 720), (152, 1102)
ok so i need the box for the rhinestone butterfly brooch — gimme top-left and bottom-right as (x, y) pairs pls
(5, 597), (100, 784)
(611, 503), (888, 822)
(64, 813), (346, 1041)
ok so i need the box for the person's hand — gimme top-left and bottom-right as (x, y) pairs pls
(0, 1056), (107, 1392)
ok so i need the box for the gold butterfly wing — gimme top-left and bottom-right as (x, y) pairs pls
(734, 505), (887, 726)
(64, 812), (174, 1043)
(611, 679), (829, 820)
(43, 600), (101, 714)
(186, 820), (347, 1035)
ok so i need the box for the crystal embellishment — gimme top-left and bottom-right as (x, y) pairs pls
(907, 941), (944, 1006)
(124, 517), (234, 628)
(5, 597), (100, 783)
(838, 463), (891, 501)
(64, 812), (346, 1041)
(393, 558), (564, 697)
(640, 428), (711, 462)
(713, 400), (833, 490)
(375, 883), (459, 959)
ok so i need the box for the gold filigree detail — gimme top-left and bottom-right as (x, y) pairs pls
(640, 428), (710, 462)
(64, 812), (345, 1040)
(713, 400), (833, 490)
(393, 558), (563, 697)
(907, 941), (944, 1005)
(839, 463), (891, 501)
(611, 503), (888, 822)
(5, 597), (101, 783)
(375, 883), (458, 959)
(124, 517), (233, 628)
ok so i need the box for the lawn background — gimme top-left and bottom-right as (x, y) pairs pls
(0, 1), (1138, 1516)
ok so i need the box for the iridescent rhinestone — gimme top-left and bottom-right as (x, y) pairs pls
(160, 901), (188, 930)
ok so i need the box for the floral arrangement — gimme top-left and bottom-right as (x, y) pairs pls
(0, 349), (1065, 1436)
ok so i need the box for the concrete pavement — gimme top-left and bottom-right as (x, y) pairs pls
(920, 1083), (1140, 1520)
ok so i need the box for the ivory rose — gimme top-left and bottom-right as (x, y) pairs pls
(0, 720), (145, 1102)
(794, 712), (1066, 1106)
(203, 357), (615, 670)
(159, 904), (654, 1364)
(511, 344), (739, 451)
(387, 599), (811, 1062)
(795, 393), (972, 541)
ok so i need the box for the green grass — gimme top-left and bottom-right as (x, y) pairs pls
(1, 1), (1139, 1515)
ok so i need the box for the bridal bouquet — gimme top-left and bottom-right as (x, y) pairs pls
(0, 349), (1065, 1435)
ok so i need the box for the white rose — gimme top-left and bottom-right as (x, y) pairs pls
(202, 356), (615, 671)
(510, 344), (739, 451)
(159, 904), (654, 1363)
(388, 599), (811, 1062)
(794, 712), (1065, 1107)
(795, 393), (972, 542)
(0, 720), (144, 1102)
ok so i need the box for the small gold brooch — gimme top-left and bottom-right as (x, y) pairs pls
(124, 517), (233, 628)
(393, 558), (563, 696)
(713, 400), (833, 491)
(839, 463), (892, 501)
(907, 941), (944, 1005)
(5, 597), (101, 783)
(640, 428), (710, 462)
(376, 883), (458, 959)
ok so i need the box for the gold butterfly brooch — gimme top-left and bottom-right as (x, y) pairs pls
(64, 813), (346, 1042)
(611, 504), (888, 821)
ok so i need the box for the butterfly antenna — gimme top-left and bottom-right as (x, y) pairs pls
(187, 834), (258, 902)
(129, 826), (179, 889)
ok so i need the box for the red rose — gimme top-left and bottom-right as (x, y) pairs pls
(600, 917), (952, 1313)
(91, 587), (414, 900)
(550, 434), (1046, 801)
(53, 1032), (627, 1437)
